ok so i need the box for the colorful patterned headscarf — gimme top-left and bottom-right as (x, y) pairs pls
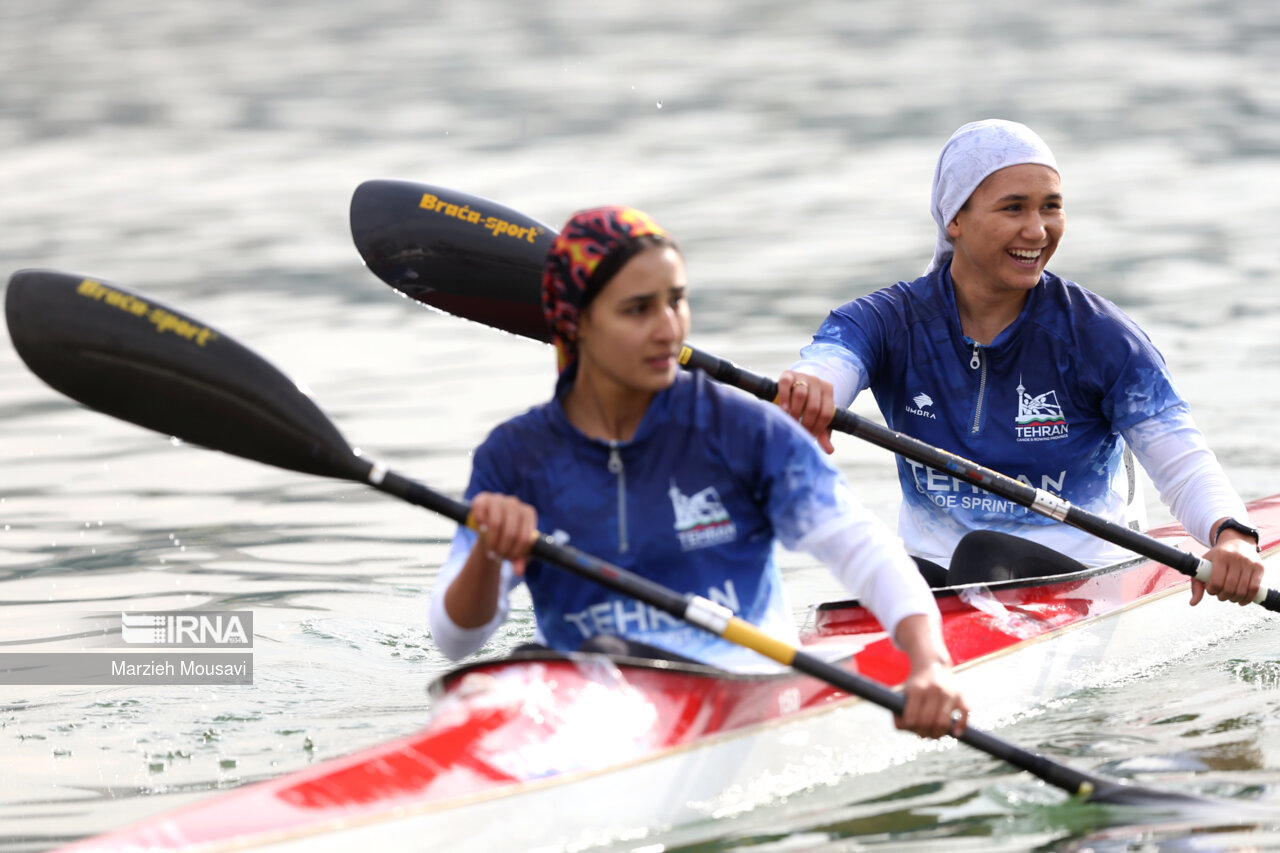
(926, 119), (1059, 274)
(542, 206), (672, 373)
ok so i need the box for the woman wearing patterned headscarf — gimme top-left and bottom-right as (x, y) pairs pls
(777, 119), (1263, 603)
(429, 205), (967, 739)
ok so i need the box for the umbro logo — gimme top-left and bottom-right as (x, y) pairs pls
(905, 392), (937, 420)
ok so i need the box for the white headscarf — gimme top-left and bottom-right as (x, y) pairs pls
(925, 119), (1059, 275)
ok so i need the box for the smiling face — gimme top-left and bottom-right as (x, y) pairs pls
(576, 244), (690, 398)
(947, 163), (1064, 296)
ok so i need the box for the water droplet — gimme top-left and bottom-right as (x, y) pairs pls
(655, 101), (663, 109)
(169, 436), (183, 447)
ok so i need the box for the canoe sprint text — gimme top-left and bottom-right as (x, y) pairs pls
(77, 279), (219, 347)
(905, 459), (1066, 514)
(418, 193), (545, 243)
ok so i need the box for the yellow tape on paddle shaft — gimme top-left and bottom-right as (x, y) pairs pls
(722, 618), (798, 666)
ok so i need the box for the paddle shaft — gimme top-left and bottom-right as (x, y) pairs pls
(370, 469), (1142, 803)
(679, 346), (1280, 612)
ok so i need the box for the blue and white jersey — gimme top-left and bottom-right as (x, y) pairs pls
(437, 369), (889, 670)
(796, 266), (1190, 567)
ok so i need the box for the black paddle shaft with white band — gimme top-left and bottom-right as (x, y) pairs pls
(348, 178), (1278, 613)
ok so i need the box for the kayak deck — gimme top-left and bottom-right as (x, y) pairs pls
(58, 496), (1280, 852)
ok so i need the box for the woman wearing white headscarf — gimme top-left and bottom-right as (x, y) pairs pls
(775, 119), (1263, 605)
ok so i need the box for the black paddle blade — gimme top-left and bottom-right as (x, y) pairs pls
(4, 270), (370, 483)
(1083, 779), (1215, 808)
(349, 179), (553, 342)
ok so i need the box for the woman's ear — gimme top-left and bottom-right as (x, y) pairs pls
(946, 216), (961, 240)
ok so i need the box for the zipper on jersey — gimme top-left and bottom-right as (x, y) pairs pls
(969, 341), (987, 434)
(607, 443), (629, 553)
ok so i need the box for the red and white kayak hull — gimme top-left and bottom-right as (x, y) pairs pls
(60, 496), (1280, 852)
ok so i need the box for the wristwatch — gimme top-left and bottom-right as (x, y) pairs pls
(1212, 517), (1260, 550)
